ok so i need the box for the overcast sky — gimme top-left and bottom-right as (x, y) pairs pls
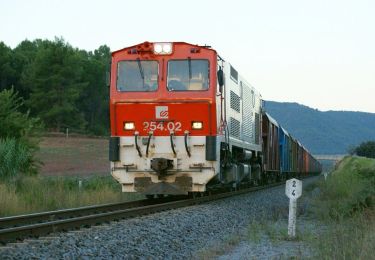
(1, 0), (374, 113)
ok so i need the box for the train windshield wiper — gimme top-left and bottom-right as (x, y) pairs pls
(137, 58), (145, 88)
(188, 58), (192, 80)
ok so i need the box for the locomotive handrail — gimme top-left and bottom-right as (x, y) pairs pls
(146, 131), (153, 157)
(184, 130), (191, 157)
(170, 132), (176, 156)
(134, 132), (142, 157)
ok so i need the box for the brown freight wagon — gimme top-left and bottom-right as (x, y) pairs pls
(262, 113), (280, 180)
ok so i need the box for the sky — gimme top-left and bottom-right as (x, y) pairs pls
(1, 0), (374, 113)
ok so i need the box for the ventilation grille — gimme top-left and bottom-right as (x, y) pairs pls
(241, 83), (253, 142)
(230, 65), (238, 83)
(230, 91), (241, 113)
(230, 117), (240, 138)
(255, 113), (260, 145)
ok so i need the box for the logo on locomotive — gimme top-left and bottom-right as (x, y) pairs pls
(155, 106), (168, 119)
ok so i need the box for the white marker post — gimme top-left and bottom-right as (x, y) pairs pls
(285, 178), (302, 238)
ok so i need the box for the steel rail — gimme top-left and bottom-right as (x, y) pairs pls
(0, 196), (185, 230)
(0, 180), (300, 244)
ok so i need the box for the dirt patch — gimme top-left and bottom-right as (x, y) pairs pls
(36, 136), (109, 176)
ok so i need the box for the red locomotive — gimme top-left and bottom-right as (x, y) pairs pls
(109, 42), (321, 196)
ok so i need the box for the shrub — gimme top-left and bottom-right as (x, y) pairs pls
(0, 87), (42, 142)
(0, 138), (38, 179)
(0, 88), (42, 178)
(354, 141), (375, 159)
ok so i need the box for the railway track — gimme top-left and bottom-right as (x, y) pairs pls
(0, 181), (285, 244)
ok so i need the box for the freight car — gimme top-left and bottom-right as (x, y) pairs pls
(263, 113), (321, 180)
(108, 42), (321, 196)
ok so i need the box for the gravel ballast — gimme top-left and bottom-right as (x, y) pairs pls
(0, 177), (319, 259)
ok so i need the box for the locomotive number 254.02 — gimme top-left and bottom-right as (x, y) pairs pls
(143, 121), (182, 132)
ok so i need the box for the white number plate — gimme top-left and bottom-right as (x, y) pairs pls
(143, 121), (182, 132)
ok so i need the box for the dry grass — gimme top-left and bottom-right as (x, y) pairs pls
(0, 136), (143, 217)
(36, 136), (109, 176)
(0, 183), (28, 216)
(195, 234), (242, 260)
(0, 176), (142, 217)
(312, 208), (375, 260)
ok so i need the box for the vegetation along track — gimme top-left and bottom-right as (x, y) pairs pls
(0, 180), (300, 244)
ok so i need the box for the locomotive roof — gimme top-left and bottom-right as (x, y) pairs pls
(112, 41), (217, 56)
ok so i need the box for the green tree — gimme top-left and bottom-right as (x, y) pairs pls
(12, 39), (40, 100)
(2, 38), (110, 136)
(24, 38), (88, 131)
(78, 45), (110, 135)
(0, 42), (16, 91)
(355, 141), (375, 158)
(0, 88), (42, 142)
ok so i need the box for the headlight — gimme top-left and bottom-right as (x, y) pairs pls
(162, 43), (172, 53)
(124, 122), (135, 130)
(192, 121), (203, 130)
(153, 42), (173, 55)
(154, 44), (163, 54)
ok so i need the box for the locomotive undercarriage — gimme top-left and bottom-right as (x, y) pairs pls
(206, 142), (307, 192)
(205, 142), (263, 191)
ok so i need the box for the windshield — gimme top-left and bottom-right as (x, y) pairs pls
(167, 60), (209, 91)
(117, 60), (158, 92)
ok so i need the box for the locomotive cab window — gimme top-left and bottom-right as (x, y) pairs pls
(167, 59), (209, 91)
(117, 60), (158, 92)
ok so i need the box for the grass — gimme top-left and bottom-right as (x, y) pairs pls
(245, 206), (317, 245)
(197, 157), (374, 259)
(308, 156), (375, 259)
(247, 219), (290, 243)
(36, 136), (109, 176)
(0, 138), (37, 179)
(0, 175), (143, 217)
(0, 136), (143, 217)
(312, 209), (375, 260)
(195, 234), (242, 260)
(311, 156), (374, 220)
(243, 157), (375, 259)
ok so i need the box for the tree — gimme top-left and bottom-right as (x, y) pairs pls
(0, 42), (16, 91)
(24, 38), (87, 131)
(1, 38), (111, 135)
(0, 87), (42, 142)
(12, 39), (40, 100)
(355, 141), (375, 159)
(78, 45), (111, 135)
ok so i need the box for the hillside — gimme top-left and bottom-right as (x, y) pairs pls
(264, 101), (375, 154)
